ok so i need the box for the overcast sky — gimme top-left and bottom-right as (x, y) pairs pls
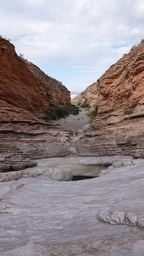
(0, 0), (144, 92)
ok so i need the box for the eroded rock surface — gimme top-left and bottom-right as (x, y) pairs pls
(71, 117), (144, 158)
(0, 120), (71, 171)
(0, 155), (131, 182)
(0, 36), (70, 121)
(1, 36), (144, 256)
(0, 36), (72, 171)
(0, 158), (144, 255)
(97, 208), (144, 228)
(77, 40), (144, 126)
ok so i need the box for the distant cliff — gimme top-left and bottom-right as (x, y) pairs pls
(0, 36), (70, 121)
(77, 40), (144, 125)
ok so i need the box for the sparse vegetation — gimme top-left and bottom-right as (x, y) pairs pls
(124, 102), (138, 115)
(87, 105), (98, 122)
(19, 53), (24, 58)
(80, 103), (89, 108)
(109, 108), (115, 113)
(130, 45), (136, 51)
(140, 39), (144, 44)
(90, 123), (101, 130)
(18, 53), (28, 62)
(49, 104), (79, 120)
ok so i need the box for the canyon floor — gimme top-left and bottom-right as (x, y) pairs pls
(1, 109), (144, 256)
(1, 154), (144, 255)
(52, 107), (89, 132)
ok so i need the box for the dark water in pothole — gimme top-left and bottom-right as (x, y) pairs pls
(51, 163), (110, 180)
(72, 175), (95, 181)
(37, 158), (111, 181)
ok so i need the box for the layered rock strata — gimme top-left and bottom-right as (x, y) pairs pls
(0, 36), (70, 120)
(77, 40), (144, 125)
(1, 38), (144, 171)
(0, 120), (71, 171)
(72, 117), (144, 158)
(70, 40), (144, 159)
(0, 36), (71, 171)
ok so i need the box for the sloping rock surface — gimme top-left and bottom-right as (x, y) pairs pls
(70, 40), (144, 159)
(78, 40), (144, 124)
(0, 37), (70, 120)
(0, 157), (144, 255)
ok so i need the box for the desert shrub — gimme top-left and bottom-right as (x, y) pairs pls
(108, 108), (115, 113)
(80, 103), (89, 108)
(124, 102), (138, 115)
(90, 123), (101, 130)
(50, 104), (79, 120)
(87, 105), (98, 122)
(124, 108), (134, 115)
(130, 45), (136, 51)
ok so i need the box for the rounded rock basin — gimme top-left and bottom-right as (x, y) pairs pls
(53, 163), (107, 177)
(36, 156), (112, 180)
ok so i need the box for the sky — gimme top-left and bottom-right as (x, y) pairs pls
(0, 0), (144, 93)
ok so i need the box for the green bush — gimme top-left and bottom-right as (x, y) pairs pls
(87, 105), (98, 122)
(124, 102), (138, 116)
(124, 108), (134, 115)
(50, 104), (79, 120)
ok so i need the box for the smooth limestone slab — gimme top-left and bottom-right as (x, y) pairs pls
(0, 156), (144, 255)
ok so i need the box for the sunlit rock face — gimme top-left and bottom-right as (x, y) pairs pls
(0, 36), (70, 121)
(78, 40), (144, 125)
(0, 36), (71, 171)
(70, 40), (144, 159)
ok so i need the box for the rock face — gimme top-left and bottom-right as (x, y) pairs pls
(71, 116), (144, 158)
(0, 36), (71, 171)
(0, 36), (70, 121)
(0, 157), (144, 255)
(78, 40), (144, 124)
(1, 37), (144, 256)
(0, 120), (71, 171)
(70, 40), (144, 159)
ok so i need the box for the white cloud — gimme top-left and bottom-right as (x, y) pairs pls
(133, 0), (144, 17)
(0, 0), (143, 91)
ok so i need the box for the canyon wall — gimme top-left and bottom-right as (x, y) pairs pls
(71, 40), (144, 158)
(1, 37), (144, 172)
(0, 36), (71, 171)
(0, 36), (70, 121)
(78, 40), (144, 125)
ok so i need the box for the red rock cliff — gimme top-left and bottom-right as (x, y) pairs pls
(79, 40), (144, 124)
(0, 37), (70, 121)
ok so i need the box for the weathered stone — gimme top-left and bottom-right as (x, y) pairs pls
(1, 35), (144, 256)
(0, 121), (71, 172)
(0, 159), (144, 255)
(71, 117), (144, 158)
(0, 166), (73, 182)
(97, 208), (144, 228)
(0, 36), (70, 121)
(0, 156), (128, 181)
(77, 40), (144, 127)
